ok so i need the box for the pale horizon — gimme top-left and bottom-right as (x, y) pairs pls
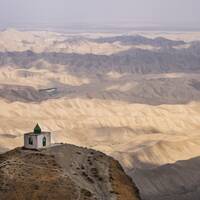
(0, 0), (200, 31)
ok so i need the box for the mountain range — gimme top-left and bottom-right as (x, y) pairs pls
(0, 29), (200, 200)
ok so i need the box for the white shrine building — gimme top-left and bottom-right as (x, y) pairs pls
(24, 124), (51, 149)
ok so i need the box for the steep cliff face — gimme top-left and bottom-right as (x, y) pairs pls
(0, 144), (141, 200)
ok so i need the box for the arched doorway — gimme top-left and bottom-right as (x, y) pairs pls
(43, 137), (46, 147)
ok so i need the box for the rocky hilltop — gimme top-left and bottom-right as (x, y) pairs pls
(0, 144), (140, 200)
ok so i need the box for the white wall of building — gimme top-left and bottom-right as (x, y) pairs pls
(36, 133), (51, 149)
(24, 132), (51, 149)
(24, 134), (38, 149)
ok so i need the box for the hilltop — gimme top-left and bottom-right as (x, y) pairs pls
(0, 144), (140, 200)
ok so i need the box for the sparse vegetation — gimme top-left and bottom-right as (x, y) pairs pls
(109, 159), (141, 200)
(0, 144), (141, 200)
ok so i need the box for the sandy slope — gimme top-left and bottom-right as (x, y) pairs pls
(140, 32), (200, 42)
(0, 66), (90, 88)
(0, 97), (200, 171)
(0, 29), (131, 55)
(1, 29), (199, 54)
(0, 29), (200, 199)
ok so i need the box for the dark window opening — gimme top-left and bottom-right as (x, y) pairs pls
(43, 137), (46, 147)
(29, 137), (33, 145)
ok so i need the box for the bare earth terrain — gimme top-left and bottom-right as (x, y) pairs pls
(0, 29), (200, 199)
(0, 144), (140, 200)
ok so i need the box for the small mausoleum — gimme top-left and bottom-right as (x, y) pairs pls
(24, 124), (51, 149)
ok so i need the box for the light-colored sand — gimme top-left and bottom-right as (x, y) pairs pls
(139, 32), (200, 42)
(1, 29), (200, 55)
(0, 66), (90, 88)
(0, 29), (200, 184)
(0, 29), (131, 55)
(0, 97), (200, 171)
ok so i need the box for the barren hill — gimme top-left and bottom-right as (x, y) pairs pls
(0, 144), (140, 200)
(133, 156), (200, 200)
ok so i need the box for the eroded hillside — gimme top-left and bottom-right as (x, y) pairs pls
(133, 156), (200, 200)
(0, 144), (140, 200)
(0, 29), (200, 200)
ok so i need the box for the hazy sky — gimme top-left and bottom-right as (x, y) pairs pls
(0, 0), (200, 29)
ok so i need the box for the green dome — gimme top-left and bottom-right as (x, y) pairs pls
(34, 123), (42, 134)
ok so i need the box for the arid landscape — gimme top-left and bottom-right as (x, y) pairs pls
(0, 144), (140, 200)
(0, 29), (200, 199)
